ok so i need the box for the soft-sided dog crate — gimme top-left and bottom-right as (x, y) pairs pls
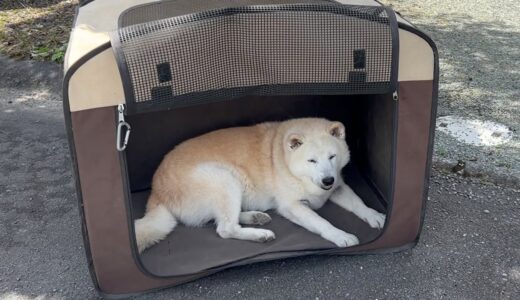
(63, 0), (438, 297)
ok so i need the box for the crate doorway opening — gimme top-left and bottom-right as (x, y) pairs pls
(124, 93), (396, 277)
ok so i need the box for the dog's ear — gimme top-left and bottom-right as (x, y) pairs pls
(287, 133), (304, 151)
(329, 122), (345, 139)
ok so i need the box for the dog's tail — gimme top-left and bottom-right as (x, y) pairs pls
(135, 202), (177, 253)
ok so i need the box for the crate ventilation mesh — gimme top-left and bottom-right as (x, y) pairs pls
(112, 4), (398, 114)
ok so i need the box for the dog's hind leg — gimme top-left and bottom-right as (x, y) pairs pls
(215, 194), (275, 242)
(192, 163), (275, 242)
(239, 211), (272, 225)
(207, 174), (275, 242)
(216, 211), (275, 242)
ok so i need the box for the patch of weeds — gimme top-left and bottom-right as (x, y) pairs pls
(31, 46), (52, 59)
(497, 162), (512, 169)
(31, 42), (67, 63)
(436, 145), (448, 157)
(51, 43), (67, 63)
(0, 0), (78, 63)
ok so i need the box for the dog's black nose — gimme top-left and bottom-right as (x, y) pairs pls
(322, 177), (335, 186)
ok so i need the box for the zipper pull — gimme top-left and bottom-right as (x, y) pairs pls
(116, 104), (131, 151)
(392, 91), (399, 101)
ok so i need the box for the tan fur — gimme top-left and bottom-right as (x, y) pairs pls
(152, 122), (276, 207)
(152, 121), (282, 209)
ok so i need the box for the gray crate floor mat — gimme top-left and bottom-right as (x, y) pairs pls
(133, 165), (385, 277)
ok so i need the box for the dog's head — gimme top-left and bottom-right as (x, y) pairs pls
(284, 119), (350, 191)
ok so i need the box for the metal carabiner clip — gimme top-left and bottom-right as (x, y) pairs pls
(116, 121), (131, 152)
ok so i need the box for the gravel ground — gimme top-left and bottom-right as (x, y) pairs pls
(381, 0), (520, 186)
(0, 90), (519, 299)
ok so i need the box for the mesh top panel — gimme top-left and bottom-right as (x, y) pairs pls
(120, 0), (336, 27)
(113, 3), (397, 114)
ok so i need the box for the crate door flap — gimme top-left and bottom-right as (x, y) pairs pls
(111, 4), (398, 114)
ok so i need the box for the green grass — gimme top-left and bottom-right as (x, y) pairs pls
(0, 0), (78, 63)
(436, 145), (448, 157)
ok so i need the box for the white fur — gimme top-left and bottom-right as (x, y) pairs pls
(135, 204), (177, 253)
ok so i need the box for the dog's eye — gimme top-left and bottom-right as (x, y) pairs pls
(308, 159), (317, 163)
(329, 155), (336, 160)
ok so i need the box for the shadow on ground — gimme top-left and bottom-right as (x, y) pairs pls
(0, 0), (77, 61)
(0, 1), (66, 10)
(398, 11), (520, 127)
(0, 55), (62, 93)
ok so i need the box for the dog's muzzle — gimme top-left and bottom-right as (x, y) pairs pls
(320, 176), (335, 190)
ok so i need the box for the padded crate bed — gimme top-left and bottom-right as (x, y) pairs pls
(64, 0), (438, 297)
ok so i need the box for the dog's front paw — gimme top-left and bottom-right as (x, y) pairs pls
(254, 229), (276, 242)
(362, 210), (386, 229)
(324, 229), (359, 247)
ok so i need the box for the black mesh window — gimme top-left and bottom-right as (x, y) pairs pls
(112, 3), (398, 114)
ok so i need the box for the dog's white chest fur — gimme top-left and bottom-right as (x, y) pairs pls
(241, 192), (276, 212)
(241, 179), (333, 212)
(300, 193), (331, 210)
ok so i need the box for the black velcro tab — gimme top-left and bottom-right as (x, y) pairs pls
(353, 49), (366, 69)
(151, 85), (173, 101)
(156, 62), (172, 83)
(348, 71), (366, 83)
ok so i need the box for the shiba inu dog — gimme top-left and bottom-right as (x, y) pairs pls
(135, 118), (385, 252)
